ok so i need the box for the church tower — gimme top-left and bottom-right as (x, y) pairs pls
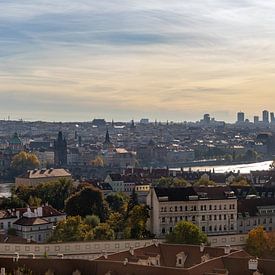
(54, 131), (67, 167)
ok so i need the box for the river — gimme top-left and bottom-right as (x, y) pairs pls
(171, 160), (273, 174)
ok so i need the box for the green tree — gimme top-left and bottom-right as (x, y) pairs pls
(93, 223), (115, 240)
(0, 195), (26, 209)
(106, 192), (129, 212)
(127, 205), (150, 239)
(84, 215), (100, 227)
(28, 196), (42, 207)
(127, 189), (139, 213)
(11, 151), (40, 176)
(193, 178), (216, 186)
(153, 177), (189, 187)
(50, 216), (87, 242)
(166, 221), (207, 245)
(14, 178), (74, 210)
(107, 212), (125, 238)
(246, 226), (268, 257)
(65, 186), (107, 220)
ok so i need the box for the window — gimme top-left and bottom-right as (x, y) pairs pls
(202, 226), (205, 232)
(194, 206), (197, 211)
(214, 205), (217, 210)
(162, 217), (165, 223)
(202, 215), (205, 221)
(230, 214), (234, 219)
(219, 205), (222, 210)
(175, 206), (178, 212)
(209, 215), (212, 221)
(219, 215), (222, 220)
(209, 226), (212, 231)
(180, 206), (183, 211)
(170, 217), (173, 223)
(192, 216), (195, 221)
(0, 223), (3, 229)
(209, 205), (212, 211)
(224, 215), (226, 220)
(201, 205), (203, 211)
(214, 215), (217, 221)
(162, 228), (165, 234)
(175, 217), (178, 223)
(270, 218), (273, 224)
(224, 205), (227, 210)
(8, 222), (11, 228)
(169, 227), (173, 232)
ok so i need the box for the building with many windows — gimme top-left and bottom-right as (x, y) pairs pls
(147, 186), (237, 237)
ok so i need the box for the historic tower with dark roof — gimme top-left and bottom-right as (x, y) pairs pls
(54, 131), (67, 168)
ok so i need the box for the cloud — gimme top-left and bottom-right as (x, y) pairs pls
(0, 0), (275, 121)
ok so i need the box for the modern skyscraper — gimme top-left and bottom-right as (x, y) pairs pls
(237, 112), (245, 123)
(54, 131), (67, 168)
(263, 110), (269, 124)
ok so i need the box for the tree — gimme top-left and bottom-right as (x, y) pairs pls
(65, 186), (107, 220)
(166, 221), (207, 245)
(246, 226), (268, 257)
(107, 212), (125, 238)
(14, 178), (74, 210)
(28, 196), (42, 207)
(50, 216), (88, 242)
(153, 177), (189, 187)
(127, 205), (150, 239)
(93, 223), (115, 240)
(11, 151), (40, 176)
(106, 193), (129, 213)
(193, 178), (216, 187)
(127, 189), (139, 213)
(84, 215), (100, 227)
(230, 176), (251, 187)
(90, 155), (105, 167)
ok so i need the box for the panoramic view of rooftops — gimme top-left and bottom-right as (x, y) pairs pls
(1, 1), (275, 274)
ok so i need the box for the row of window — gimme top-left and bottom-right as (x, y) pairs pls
(161, 214), (235, 224)
(160, 204), (235, 213)
(239, 218), (273, 227)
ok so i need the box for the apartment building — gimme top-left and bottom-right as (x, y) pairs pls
(147, 186), (237, 237)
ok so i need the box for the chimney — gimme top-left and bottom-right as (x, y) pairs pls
(248, 258), (258, 271)
(200, 243), (205, 253)
(129, 246), (134, 256)
(123, 258), (128, 266)
(16, 211), (20, 218)
(224, 245), (231, 254)
(37, 207), (43, 217)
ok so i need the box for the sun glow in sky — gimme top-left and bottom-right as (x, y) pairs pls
(1, 0), (275, 122)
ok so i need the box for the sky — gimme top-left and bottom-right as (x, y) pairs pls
(1, 0), (275, 122)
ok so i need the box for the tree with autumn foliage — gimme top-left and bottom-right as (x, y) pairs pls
(11, 151), (40, 176)
(246, 226), (268, 257)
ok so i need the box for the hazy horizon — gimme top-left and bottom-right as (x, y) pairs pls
(1, 1), (275, 121)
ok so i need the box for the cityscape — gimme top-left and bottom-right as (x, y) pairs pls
(1, 1), (275, 275)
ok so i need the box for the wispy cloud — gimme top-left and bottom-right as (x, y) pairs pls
(0, 0), (275, 121)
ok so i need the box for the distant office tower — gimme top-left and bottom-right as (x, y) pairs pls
(54, 131), (67, 168)
(263, 110), (269, 124)
(237, 112), (245, 123)
(203, 114), (210, 124)
(271, 112), (275, 123)
(254, 116), (259, 124)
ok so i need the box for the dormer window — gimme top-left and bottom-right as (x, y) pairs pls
(176, 252), (187, 267)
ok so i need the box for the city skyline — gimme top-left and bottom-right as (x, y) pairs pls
(1, 1), (275, 121)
